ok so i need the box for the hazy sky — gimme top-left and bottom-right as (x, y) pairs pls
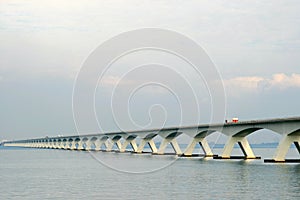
(1, 0), (300, 142)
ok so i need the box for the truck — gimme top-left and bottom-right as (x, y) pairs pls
(225, 118), (239, 123)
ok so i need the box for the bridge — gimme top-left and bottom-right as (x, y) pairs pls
(2, 117), (300, 163)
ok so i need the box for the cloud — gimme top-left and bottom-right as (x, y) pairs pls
(266, 73), (300, 89)
(224, 76), (264, 90)
(224, 73), (300, 93)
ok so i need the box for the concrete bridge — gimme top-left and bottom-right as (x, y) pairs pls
(2, 117), (300, 163)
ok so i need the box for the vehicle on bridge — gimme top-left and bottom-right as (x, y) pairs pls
(225, 118), (239, 123)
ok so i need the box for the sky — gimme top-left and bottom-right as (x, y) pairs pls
(1, 0), (300, 143)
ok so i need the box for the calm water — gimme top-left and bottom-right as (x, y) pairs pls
(0, 146), (299, 200)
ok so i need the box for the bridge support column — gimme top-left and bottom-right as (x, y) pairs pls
(51, 142), (55, 149)
(120, 139), (137, 152)
(104, 141), (111, 151)
(130, 140), (138, 152)
(64, 141), (70, 149)
(59, 141), (65, 149)
(48, 141), (53, 149)
(106, 140), (113, 151)
(95, 139), (109, 151)
(112, 141), (122, 151)
(216, 136), (259, 159)
(85, 140), (92, 151)
(157, 138), (182, 155)
(55, 142), (61, 149)
(148, 140), (157, 153)
(57, 142), (62, 149)
(70, 141), (76, 150)
(267, 135), (300, 162)
(43, 141), (48, 149)
(136, 139), (157, 153)
(31, 142), (36, 148)
(295, 141), (300, 154)
(64, 141), (68, 149)
(48, 141), (52, 149)
(94, 140), (101, 151)
(184, 138), (214, 157)
(51, 141), (56, 149)
(77, 140), (84, 150)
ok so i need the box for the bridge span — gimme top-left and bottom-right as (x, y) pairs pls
(2, 117), (300, 163)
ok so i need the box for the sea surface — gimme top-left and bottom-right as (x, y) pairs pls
(0, 146), (299, 200)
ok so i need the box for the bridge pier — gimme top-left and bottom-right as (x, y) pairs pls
(265, 134), (300, 163)
(183, 137), (214, 157)
(70, 140), (76, 150)
(94, 137), (109, 151)
(86, 137), (97, 151)
(62, 140), (68, 149)
(84, 140), (92, 151)
(77, 140), (84, 150)
(135, 133), (158, 153)
(37, 141), (42, 148)
(120, 140), (137, 152)
(120, 136), (137, 152)
(157, 138), (182, 155)
(215, 136), (260, 160)
(107, 136), (122, 152)
(136, 138), (157, 153)
(149, 131), (182, 155)
(30, 141), (35, 148)
(48, 140), (53, 149)
(57, 140), (62, 149)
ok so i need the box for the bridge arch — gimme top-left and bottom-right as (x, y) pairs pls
(232, 127), (263, 137)
(288, 129), (300, 136)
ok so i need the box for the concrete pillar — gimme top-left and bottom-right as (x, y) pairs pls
(157, 138), (182, 155)
(70, 140), (76, 150)
(136, 139), (147, 153)
(85, 140), (92, 151)
(273, 135), (300, 161)
(106, 140), (114, 151)
(221, 136), (256, 159)
(58, 140), (63, 149)
(95, 138), (110, 151)
(294, 141), (300, 154)
(120, 139), (138, 152)
(94, 140), (101, 151)
(108, 140), (121, 151)
(49, 141), (54, 149)
(148, 140), (157, 153)
(130, 140), (138, 152)
(58, 141), (63, 149)
(184, 138), (213, 157)
(136, 139), (157, 153)
(77, 140), (84, 150)
(108, 136), (122, 151)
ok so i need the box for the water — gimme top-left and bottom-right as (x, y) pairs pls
(0, 146), (300, 199)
